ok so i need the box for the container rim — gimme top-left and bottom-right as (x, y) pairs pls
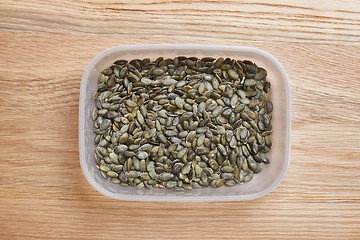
(79, 44), (291, 202)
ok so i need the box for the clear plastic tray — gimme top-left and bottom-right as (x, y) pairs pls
(79, 44), (291, 202)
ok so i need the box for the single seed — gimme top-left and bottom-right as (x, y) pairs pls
(136, 151), (148, 160)
(162, 78), (177, 86)
(119, 133), (129, 144)
(100, 165), (110, 172)
(107, 171), (118, 178)
(217, 144), (227, 156)
(186, 131), (196, 143)
(126, 100), (138, 108)
(158, 172), (174, 181)
(228, 69), (239, 80)
(181, 163), (191, 175)
(221, 166), (234, 173)
(195, 147), (209, 155)
(127, 171), (139, 178)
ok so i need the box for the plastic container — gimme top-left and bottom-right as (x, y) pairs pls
(79, 44), (291, 202)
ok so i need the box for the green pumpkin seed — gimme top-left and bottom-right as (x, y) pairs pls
(94, 56), (273, 189)
(221, 166), (234, 173)
(158, 172), (174, 181)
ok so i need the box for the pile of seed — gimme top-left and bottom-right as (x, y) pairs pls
(92, 56), (273, 190)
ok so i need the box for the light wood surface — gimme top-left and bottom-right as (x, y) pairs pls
(1, 0), (359, 239)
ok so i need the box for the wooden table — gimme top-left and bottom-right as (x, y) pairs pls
(1, 1), (359, 239)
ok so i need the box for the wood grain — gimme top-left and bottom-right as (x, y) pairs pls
(0, 0), (360, 239)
